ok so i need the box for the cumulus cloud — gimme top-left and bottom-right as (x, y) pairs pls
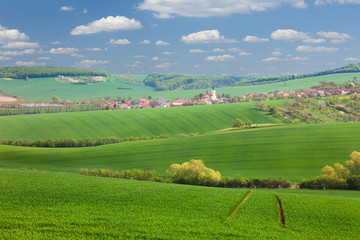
(331, 39), (347, 44)
(344, 57), (360, 61)
(213, 48), (225, 52)
(228, 48), (242, 52)
(189, 48), (204, 53)
(155, 62), (174, 68)
(16, 61), (45, 66)
(272, 51), (282, 56)
(261, 57), (281, 62)
(138, 0), (307, 18)
(302, 38), (325, 43)
(182, 30), (237, 44)
(163, 51), (174, 55)
(0, 56), (11, 61)
(155, 40), (170, 46)
(49, 48), (79, 54)
(109, 39), (131, 45)
(75, 59), (110, 68)
(152, 56), (160, 61)
(0, 25), (29, 44)
(243, 35), (269, 42)
(85, 47), (102, 51)
(205, 54), (235, 61)
(239, 51), (252, 56)
(2, 41), (39, 49)
(0, 49), (37, 56)
(60, 6), (74, 11)
(38, 57), (50, 60)
(317, 31), (351, 39)
(286, 56), (310, 61)
(140, 39), (150, 44)
(296, 45), (339, 52)
(315, 0), (360, 5)
(271, 29), (309, 41)
(71, 16), (142, 35)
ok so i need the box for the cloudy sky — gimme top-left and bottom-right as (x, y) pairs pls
(1, 0), (360, 76)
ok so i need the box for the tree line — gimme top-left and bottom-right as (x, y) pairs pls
(0, 67), (108, 80)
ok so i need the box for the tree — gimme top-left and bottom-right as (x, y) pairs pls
(232, 119), (243, 128)
(346, 151), (360, 175)
(166, 159), (221, 186)
(52, 95), (60, 102)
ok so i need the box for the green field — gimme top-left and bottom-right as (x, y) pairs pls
(0, 102), (280, 140)
(1, 122), (359, 181)
(1, 73), (359, 100)
(1, 168), (359, 239)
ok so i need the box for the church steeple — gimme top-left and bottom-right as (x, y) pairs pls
(211, 86), (216, 101)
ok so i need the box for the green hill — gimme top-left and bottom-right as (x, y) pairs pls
(1, 168), (359, 239)
(1, 123), (359, 181)
(0, 102), (280, 140)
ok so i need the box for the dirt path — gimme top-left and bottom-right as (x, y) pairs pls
(0, 92), (17, 102)
(224, 191), (252, 223)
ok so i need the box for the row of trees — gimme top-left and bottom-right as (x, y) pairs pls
(79, 160), (291, 189)
(0, 135), (170, 148)
(299, 151), (360, 190)
(0, 67), (108, 80)
(232, 119), (252, 128)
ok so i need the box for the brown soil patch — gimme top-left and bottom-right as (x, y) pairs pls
(0, 92), (18, 102)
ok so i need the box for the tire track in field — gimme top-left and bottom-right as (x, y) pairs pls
(275, 194), (285, 228)
(223, 191), (251, 223)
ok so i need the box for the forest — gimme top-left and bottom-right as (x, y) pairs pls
(0, 67), (108, 80)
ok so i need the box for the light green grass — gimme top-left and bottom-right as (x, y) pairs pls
(1, 168), (359, 239)
(1, 122), (360, 181)
(1, 73), (359, 100)
(0, 102), (280, 140)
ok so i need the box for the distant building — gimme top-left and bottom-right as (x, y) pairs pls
(211, 86), (216, 101)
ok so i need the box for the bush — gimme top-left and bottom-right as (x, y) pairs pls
(347, 175), (360, 190)
(166, 159), (221, 186)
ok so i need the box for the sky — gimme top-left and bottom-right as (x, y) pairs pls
(0, 0), (360, 76)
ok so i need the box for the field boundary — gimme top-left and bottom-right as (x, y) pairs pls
(275, 194), (286, 228)
(223, 191), (251, 223)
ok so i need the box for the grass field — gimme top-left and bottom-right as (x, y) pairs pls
(0, 102), (280, 140)
(1, 73), (360, 100)
(1, 168), (359, 239)
(1, 122), (359, 181)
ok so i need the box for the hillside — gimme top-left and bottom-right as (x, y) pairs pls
(1, 123), (360, 181)
(144, 63), (360, 91)
(1, 168), (359, 239)
(0, 102), (279, 140)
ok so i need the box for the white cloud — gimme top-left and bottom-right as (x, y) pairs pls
(138, 0), (307, 18)
(228, 48), (242, 52)
(38, 57), (50, 60)
(2, 41), (39, 49)
(71, 16), (142, 35)
(331, 39), (347, 43)
(182, 30), (237, 44)
(296, 45), (339, 52)
(317, 31), (351, 39)
(163, 51), (174, 55)
(0, 49), (37, 56)
(0, 56), (11, 61)
(302, 38), (325, 43)
(152, 56), (160, 61)
(189, 48), (204, 53)
(213, 48), (225, 52)
(109, 39), (131, 45)
(0, 25), (29, 44)
(155, 62), (174, 68)
(271, 29), (309, 41)
(133, 55), (145, 58)
(272, 51), (282, 56)
(83, 8), (88, 14)
(49, 48), (79, 54)
(155, 40), (170, 46)
(16, 61), (45, 66)
(52, 41), (60, 45)
(71, 53), (85, 58)
(344, 57), (360, 61)
(243, 35), (269, 42)
(140, 39), (150, 44)
(60, 6), (74, 11)
(75, 59), (110, 68)
(315, 0), (360, 6)
(286, 56), (310, 61)
(239, 51), (252, 56)
(205, 54), (235, 61)
(261, 57), (281, 62)
(85, 47), (102, 51)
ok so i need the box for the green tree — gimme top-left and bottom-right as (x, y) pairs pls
(232, 119), (243, 128)
(52, 95), (60, 102)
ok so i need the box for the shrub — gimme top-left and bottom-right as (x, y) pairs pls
(166, 159), (221, 186)
(347, 175), (360, 190)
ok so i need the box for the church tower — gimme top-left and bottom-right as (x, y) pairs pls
(211, 86), (216, 101)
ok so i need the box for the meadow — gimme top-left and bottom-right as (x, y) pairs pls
(0, 102), (280, 140)
(0, 168), (359, 239)
(1, 122), (360, 181)
(1, 73), (360, 100)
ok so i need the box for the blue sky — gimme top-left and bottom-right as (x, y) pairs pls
(0, 0), (360, 76)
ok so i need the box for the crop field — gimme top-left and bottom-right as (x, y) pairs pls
(1, 122), (360, 181)
(0, 168), (359, 239)
(1, 73), (360, 100)
(0, 102), (280, 140)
